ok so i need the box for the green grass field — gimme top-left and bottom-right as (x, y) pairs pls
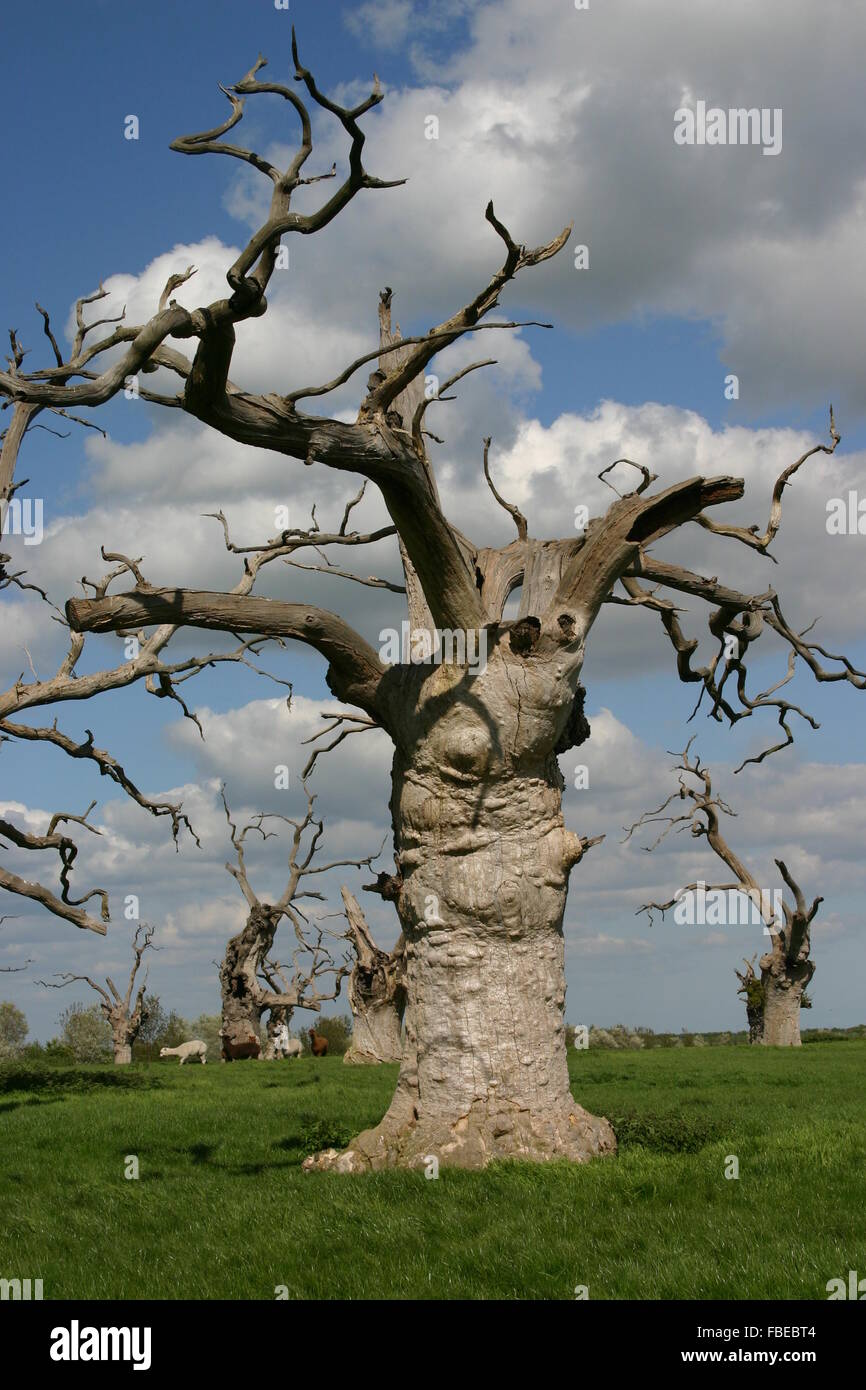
(1, 1043), (863, 1300)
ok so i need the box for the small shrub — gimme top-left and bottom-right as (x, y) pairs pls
(297, 1115), (354, 1155)
(611, 1109), (721, 1154)
(58, 1003), (112, 1063)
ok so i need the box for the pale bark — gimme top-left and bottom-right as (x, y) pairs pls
(345, 995), (403, 1066)
(738, 941), (816, 1048)
(306, 638), (614, 1169)
(341, 887), (405, 1065)
(761, 969), (809, 1047)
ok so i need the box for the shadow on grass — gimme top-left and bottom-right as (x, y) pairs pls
(0, 1094), (64, 1115)
(228, 1158), (300, 1175)
(187, 1142), (219, 1165)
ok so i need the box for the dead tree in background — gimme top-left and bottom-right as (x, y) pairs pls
(341, 886), (405, 1064)
(219, 782), (368, 1053)
(2, 33), (861, 1166)
(627, 743), (821, 1046)
(37, 923), (157, 1063)
(735, 955), (766, 1044)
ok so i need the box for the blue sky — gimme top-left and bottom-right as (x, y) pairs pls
(2, 0), (864, 1039)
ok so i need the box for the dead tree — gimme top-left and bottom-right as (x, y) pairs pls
(218, 782), (367, 1053)
(341, 887), (406, 1064)
(2, 33), (861, 1166)
(37, 924), (157, 1063)
(626, 743), (821, 1046)
(734, 957), (766, 1044)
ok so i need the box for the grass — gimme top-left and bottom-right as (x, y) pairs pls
(1, 1043), (864, 1300)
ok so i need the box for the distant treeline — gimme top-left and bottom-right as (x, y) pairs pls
(567, 1023), (866, 1050)
(0, 996), (353, 1064)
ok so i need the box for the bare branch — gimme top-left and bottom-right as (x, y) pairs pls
(482, 436), (528, 540)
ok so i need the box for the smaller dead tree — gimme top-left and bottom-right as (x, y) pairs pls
(219, 783), (373, 1052)
(626, 742), (822, 1047)
(340, 887), (405, 1064)
(734, 955), (766, 1044)
(38, 923), (157, 1063)
(257, 932), (349, 1058)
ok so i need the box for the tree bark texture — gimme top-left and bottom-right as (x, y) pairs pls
(306, 638), (615, 1170)
(219, 903), (280, 1046)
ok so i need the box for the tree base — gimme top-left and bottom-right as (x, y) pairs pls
(343, 1045), (398, 1066)
(302, 1097), (616, 1173)
(342, 1048), (377, 1065)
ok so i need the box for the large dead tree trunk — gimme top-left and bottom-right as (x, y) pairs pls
(303, 639), (615, 1169)
(341, 887), (405, 1064)
(737, 942), (816, 1048)
(219, 903), (280, 1048)
(760, 954), (813, 1046)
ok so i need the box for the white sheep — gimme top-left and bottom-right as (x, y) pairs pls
(159, 1040), (207, 1066)
(284, 1038), (302, 1059)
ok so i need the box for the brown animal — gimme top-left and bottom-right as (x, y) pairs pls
(219, 1029), (262, 1062)
(308, 1027), (329, 1057)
